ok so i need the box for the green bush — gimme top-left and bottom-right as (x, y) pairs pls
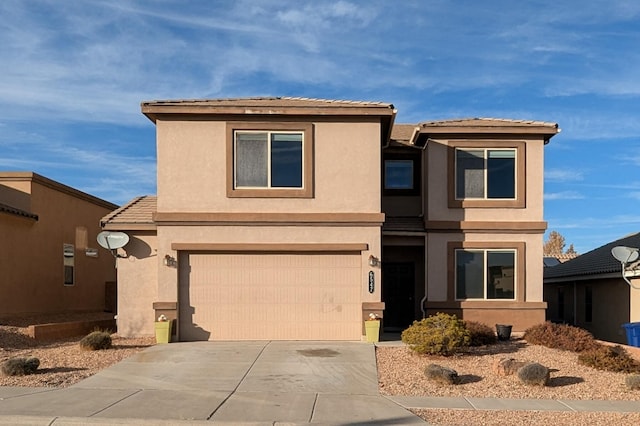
(523, 322), (598, 352)
(463, 320), (497, 346)
(1, 357), (40, 376)
(79, 330), (112, 351)
(401, 312), (471, 356)
(577, 344), (640, 374)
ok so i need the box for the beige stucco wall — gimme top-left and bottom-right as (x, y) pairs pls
(426, 137), (545, 221)
(116, 232), (158, 337)
(0, 177), (116, 317)
(155, 120), (381, 213)
(631, 279), (640, 322)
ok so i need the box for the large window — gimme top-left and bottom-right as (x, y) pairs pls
(235, 131), (303, 188)
(227, 123), (313, 198)
(455, 249), (515, 300)
(456, 148), (516, 200)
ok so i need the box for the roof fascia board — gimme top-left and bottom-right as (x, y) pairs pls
(544, 272), (625, 283)
(142, 105), (396, 123)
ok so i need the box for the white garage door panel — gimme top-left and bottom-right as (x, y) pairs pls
(180, 253), (362, 340)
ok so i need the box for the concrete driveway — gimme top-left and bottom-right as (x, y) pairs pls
(0, 341), (425, 425)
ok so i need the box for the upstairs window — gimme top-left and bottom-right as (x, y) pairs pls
(227, 123), (313, 198)
(383, 153), (420, 196)
(455, 249), (515, 300)
(235, 131), (303, 188)
(456, 148), (516, 200)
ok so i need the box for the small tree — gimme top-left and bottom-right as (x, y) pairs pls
(543, 230), (566, 256)
(544, 231), (577, 257)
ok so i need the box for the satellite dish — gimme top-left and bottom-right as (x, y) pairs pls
(97, 231), (130, 250)
(611, 246), (639, 263)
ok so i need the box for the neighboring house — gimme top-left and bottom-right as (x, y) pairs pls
(544, 233), (640, 344)
(544, 252), (578, 267)
(102, 97), (559, 341)
(0, 172), (118, 318)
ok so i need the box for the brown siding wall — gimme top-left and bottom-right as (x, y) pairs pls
(0, 178), (116, 316)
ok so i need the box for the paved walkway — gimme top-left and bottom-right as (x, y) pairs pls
(0, 340), (639, 425)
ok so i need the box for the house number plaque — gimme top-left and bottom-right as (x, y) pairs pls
(368, 271), (375, 293)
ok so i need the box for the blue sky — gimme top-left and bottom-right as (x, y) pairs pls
(1, 0), (640, 254)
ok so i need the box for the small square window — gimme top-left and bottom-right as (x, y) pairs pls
(383, 154), (420, 196)
(385, 160), (414, 190)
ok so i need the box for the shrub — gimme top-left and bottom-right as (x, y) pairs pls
(577, 344), (640, 374)
(401, 312), (471, 356)
(1, 357), (40, 376)
(517, 362), (550, 386)
(464, 320), (497, 346)
(625, 374), (640, 390)
(79, 330), (112, 351)
(523, 322), (598, 352)
(424, 363), (459, 385)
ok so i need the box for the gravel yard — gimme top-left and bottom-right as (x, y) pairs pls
(2, 315), (640, 425)
(376, 340), (640, 425)
(0, 313), (154, 388)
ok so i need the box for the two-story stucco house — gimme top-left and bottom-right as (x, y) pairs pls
(101, 97), (559, 341)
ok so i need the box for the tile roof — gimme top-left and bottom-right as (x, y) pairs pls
(544, 232), (640, 281)
(101, 195), (157, 230)
(390, 124), (419, 143)
(142, 96), (394, 109)
(0, 202), (38, 220)
(420, 117), (559, 128)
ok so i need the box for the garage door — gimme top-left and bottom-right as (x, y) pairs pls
(179, 252), (362, 340)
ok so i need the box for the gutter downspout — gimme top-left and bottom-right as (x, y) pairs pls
(411, 129), (430, 318)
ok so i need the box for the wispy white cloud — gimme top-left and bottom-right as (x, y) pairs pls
(545, 169), (585, 182)
(544, 191), (585, 200)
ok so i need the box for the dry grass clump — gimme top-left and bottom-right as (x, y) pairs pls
(523, 321), (599, 352)
(1, 357), (40, 376)
(578, 344), (640, 374)
(464, 320), (498, 346)
(79, 330), (112, 351)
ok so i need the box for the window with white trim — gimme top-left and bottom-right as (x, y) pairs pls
(455, 148), (516, 200)
(455, 249), (515, 300)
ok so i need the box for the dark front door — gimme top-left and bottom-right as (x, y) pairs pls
(382, 262), (415, 331)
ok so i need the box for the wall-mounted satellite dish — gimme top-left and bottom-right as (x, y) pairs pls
(97, 231), (129, 258)
(611, 246), (639, 264)
(611, 246), (640, 290)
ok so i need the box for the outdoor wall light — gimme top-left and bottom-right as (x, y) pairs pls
(368, 255), (381, 267)
(163, 254), (177, 268)
(611, 246), (640, 290)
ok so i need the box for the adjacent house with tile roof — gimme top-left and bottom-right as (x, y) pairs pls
(0, 172), (118, 318)
(102, 97), (560, 341)
(544, 232), (640, 344)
